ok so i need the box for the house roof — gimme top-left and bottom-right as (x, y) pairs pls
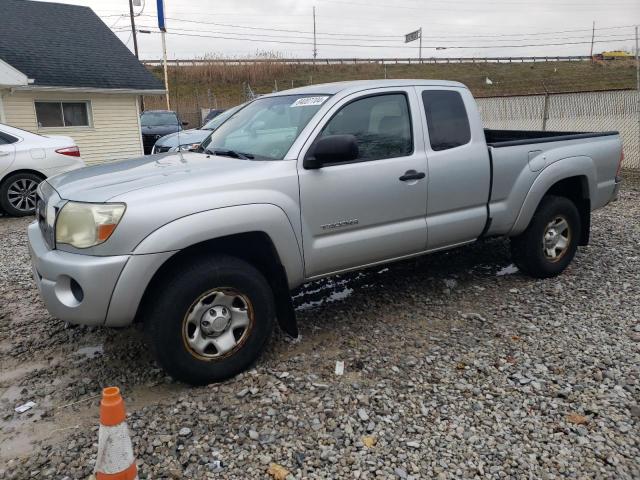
(0, 0), (164, 92)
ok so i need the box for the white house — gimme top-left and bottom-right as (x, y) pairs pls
(0, 0), (165, 165)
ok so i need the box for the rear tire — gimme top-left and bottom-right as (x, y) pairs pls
(0, 172), (43, 216)
(144, 254), (275, 385)
(510, 195), (581, 279)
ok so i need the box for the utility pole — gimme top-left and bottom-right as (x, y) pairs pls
(157, 0), (170, 110)
(129, 0), (143, 111)
(313, 6), (317, 61)
(161, 30), (170, 110)
(128, 0), (139, 58)
(589, 21), (595, 62)
(419, 27), (423, 62)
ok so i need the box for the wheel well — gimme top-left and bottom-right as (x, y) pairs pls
(136, 231), (298, 336)
(544, 176), (590, 245)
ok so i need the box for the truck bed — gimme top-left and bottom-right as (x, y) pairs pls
(485, 129), (619, 148)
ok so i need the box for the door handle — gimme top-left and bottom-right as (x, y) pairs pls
(399, 170), (426, 182)
(0, 152), (10, 157)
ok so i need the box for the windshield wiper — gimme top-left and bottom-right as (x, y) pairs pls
(211, 149), (254, 159)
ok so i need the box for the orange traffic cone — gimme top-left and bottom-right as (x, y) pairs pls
(95, 387), (138, 480)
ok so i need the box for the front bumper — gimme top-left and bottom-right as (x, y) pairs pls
(28, 222), (129, 326)
(28, 222), (175, 327)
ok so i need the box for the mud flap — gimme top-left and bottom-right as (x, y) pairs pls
(271, 265), (298, 338)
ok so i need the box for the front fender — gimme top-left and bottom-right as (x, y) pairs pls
(510, 156), (596, 236)
(133, 203), (305, 287)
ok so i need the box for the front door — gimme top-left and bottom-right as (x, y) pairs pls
(298, 88), (428, 278)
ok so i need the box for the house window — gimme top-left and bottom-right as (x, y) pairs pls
(35, 101), (91, 128)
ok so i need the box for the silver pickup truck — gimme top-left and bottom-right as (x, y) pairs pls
(28, 80), (623, 385)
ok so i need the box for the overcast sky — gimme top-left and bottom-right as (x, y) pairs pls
(41, 0), (639, 59)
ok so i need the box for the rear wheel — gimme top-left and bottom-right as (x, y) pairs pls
(0, 172), (43, 216)
(510, 195), (581, 278)
(144, 254), (275, 385)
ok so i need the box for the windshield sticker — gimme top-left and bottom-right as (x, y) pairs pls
(290, 96), (329, 107)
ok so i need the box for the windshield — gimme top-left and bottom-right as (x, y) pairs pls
(202, 104), (243, 130)
(203, 94), (329, 160)
(141, 111), (178, 127)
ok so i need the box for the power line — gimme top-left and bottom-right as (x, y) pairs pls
(319, 0), (639, 10)
(131, 14), (636, 40)
(152, 30), (636, 50)
(125, 24), (634, 45)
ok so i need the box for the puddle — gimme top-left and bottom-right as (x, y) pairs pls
(0, 362), (47, 385)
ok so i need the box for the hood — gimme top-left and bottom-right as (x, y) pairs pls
(46, 152), (268, 202)
(154, 128), (211, 148)
(141, 124), (181, 136)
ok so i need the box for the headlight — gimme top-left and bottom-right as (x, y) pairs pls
(55, 202), (126, 248)
(173, 143), (201, 152)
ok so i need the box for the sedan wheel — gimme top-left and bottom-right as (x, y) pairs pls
(0, 173), (43, 216)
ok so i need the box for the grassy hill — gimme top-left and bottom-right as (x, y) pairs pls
(143, 59), (638, 120)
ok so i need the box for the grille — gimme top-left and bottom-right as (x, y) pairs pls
(36, 182), (57, 249)
(142, 134), (162, 147)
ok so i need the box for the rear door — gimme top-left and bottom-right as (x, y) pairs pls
(297, 88), (428, 278)
(416, 87), (491, 250)
(0, 130), (17, 177)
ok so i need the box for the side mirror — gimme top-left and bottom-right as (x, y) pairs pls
(181, 121), (189, 126)
(304, 134), (359, 170)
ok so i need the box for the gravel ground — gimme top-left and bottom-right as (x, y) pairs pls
(1, 181), (639, 479)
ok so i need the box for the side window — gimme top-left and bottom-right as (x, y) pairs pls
(320, 93), (412, 161)
(0, 132), (18, 144)
(421, 90), (471, 151)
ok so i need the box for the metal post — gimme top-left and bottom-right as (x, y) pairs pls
(419, 27), (422, 62)
(128, 0), (139, 58)
(161, 30), (170, 110)
(541, 81), (550, 131)
(589, 21), (595, 62)
(636, 25), (640, 170)
(313, 6), (317, 61)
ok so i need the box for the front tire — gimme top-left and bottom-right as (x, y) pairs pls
(510, 195), (581, 278)
(144, 254), (275, 385)
(0, 172), (43, 216)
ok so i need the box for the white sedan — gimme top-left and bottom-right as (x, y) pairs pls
(0, 124), (85, 216)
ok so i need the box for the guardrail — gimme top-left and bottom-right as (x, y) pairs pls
(141, 56), (593, 66)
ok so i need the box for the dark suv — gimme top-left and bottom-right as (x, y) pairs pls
(140, 110), (187, 154)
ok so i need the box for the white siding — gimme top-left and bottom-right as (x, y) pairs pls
(2, 90), (144, 165)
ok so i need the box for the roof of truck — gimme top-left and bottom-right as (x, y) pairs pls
(271, 79), (468, 96)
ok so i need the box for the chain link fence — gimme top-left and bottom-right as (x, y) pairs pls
(477, 89), (640, 170)
(145, 87), (640, 170)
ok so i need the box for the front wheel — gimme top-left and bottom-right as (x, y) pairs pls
(144, 254), (275, 385)
(510, 195), (581, 278)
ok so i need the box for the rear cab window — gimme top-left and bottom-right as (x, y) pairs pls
(421, 90), (471, 151)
